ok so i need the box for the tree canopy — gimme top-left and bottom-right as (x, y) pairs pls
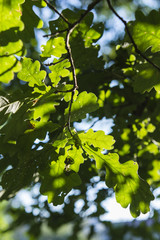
(1, 0), (160, 239)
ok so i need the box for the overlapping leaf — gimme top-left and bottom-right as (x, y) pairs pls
(0, 0), (24, 83)
(67, 146), (84, 172)
(40, 154), (81, 205)
(83, 145), (154, 217)
(41, 37), (67, 59)
(132, 56), (160, 93)
(65, 91), (99, 122)
(79, 129), (115, 151)
(17, 57), (46, 87)
(0, 0), (46, 83)
(19, 0), (46, 43)
(130, 10), (160, 53)
(49, 59), (71, 87)
(0, 0), (24, 32)
(32, 91), (61, 123)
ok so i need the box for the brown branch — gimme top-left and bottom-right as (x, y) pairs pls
(106, 0), (160, 72)
(65, 28), (78, 135)
(73, 0), (102, 27)
(43, 0), (102, 135)
(65, 0), (102, 134)
(43, 0), (71, 25)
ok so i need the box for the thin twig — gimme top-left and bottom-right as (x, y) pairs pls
(43, 0), (102, 135)
(54, 88), (73, 93)
(43, 0), (71, 25)
(106, 0), (160, 72)
(68, 91), (75, 135)
(66, 29), (78, 90)
(74, 0), (102, 26)
(65, 28), (78, 135)
(65, 0), (102, 134)
(85, 118), (99, 131)
(44, 56), (68, 66)
(43, 29), (68, 38)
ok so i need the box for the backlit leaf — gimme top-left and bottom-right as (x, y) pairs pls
(17, 58), (46, 87)
(133, 56), (160, 93)
(41, 37), (67, 59)
(0, 0), (24, 32)
(65, 91), (99, 122)
(49, 59), (71, 87)
(84, 145), (154, 217)
(40, 155), (81, 205)
(67, 146), (84, 172)
(79, 129), (115, 151)
(130, 10), (160, 53)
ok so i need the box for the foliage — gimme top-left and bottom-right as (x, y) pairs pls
(1, 0), (160, 239)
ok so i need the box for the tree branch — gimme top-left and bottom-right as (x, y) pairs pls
(106, 0), (160, 72)
(73, 0), (102, 26)
(43, 29), (68, 38)
(65, 0), (102, 135)
(43, 0), (102, 135)
(43, 0), (71, 25)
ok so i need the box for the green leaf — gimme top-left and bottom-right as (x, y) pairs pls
(32, 92), (60, 122)
(0, 0), (24, 83)
(0, 101), (31, 142)
(148, 160), (160, 183)
(19, 0), (45, 43)
(0, 35), (23, 84)
(0, 56), (22, 84)
(52, 131), (69, 153)
(41, 37), (67, 59)
(65, 91), (99, 122)
(79, 129), (115, 151)
(130, 10), (160, 53)
(17, 58), (46, 87)
(40, 155), (81, 205)
(0, 155), (37, 200)
(56, 84), (78, 102)
(0, 0), (24, 32)
(67, 146), (84, 172)
(84, 145), (154, 217)
(49, 59), (71, 87)
(84, 23), (104, 47)
(133, 56), (160, 93)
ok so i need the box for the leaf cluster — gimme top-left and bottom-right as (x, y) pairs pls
(1, 1), (160, 238)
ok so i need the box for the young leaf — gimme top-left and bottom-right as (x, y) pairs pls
(79, 129), (115, 151)
(0, 0), (24, 83)
(17, 58), (46, 87)
(67, 146), (84, 172)
(52, 131), (69, 153)
(49, 59), (71, 87)
(0, 48), (22, 84)
(65, 91), (99, 122)
(41, 37), (67, 59)
(0, 0), (24, 32)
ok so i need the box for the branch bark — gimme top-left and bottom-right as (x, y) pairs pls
(43, 0), (102, 135)
(106, 0), (160, 72)
(43, 0), (71, 25)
